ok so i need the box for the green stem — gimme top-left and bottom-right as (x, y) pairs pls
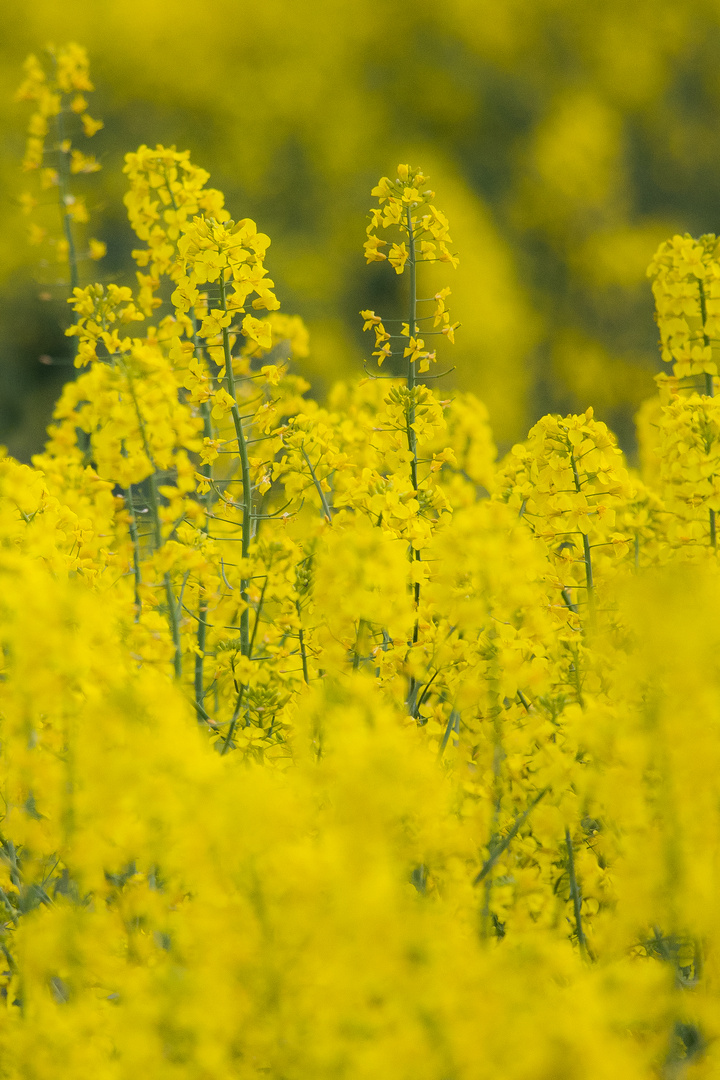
(352, 619), (366, 671)
(437, 708), (460, 761)
(53, 92), (79, 296)
(125, 485), (142, 621)
(570, 447), (595, 618)
(194, 365), (214, 717)
(405, 205), (418, 485)
(221, 683), (245, 756)
(221, 575), (269, 754)
(218, 270), (251, 659)
(125, 367), (182, 679)
(479, 669), (504, 939)
(300, 445), (333, 521)
(296, 601), (310, 685)
(195, 593), (208, 720)
(404, 205), (424, 710)
(699, 280), (714, 398)
(473, 789), (547, 886)
(163, 567), (182, 681)
(692, 294), (718, 547)
(565, 827), (589, 959)
(582, 532), (595, 609)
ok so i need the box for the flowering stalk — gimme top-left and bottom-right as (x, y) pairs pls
(194, 392), (213, 719)
(15, 44), (105, 302)
(362, 164), (458, 712)
(569, 444), (595, 618)
(405, 205), (419, 489)
(565, 827), (589, 959)
(124, 485), (142, 619)
(123, 363), (183, 679)
(218, 267), (252, 658)
(696, 276), (716, 545)
(648, 234), (720, 550)
(53, 91), (79, 294)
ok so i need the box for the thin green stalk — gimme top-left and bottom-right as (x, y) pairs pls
(565, 826), (589, 959)
(479, 663), (504, 939)
(125, 485), (142, 621)
(124, 367), (183, 679)
(569, 641), (585, 709)
(352, 619), (366, 671)
(221, 577), (269, 754)
(413, 669), (439, 719)
(194, 591), (208, 721)
(437, 708), (460, 761)
(404, 205), (424, 710)
(582, 532), (595, 606)
(194, 345), (214, 717)
(570, 448), (595, 618)
(300, 445), (333, 521)
(218, 269), (251, 659)
(52, 87), (79, 296)
(473, 789), (547, 886)
(296, 602), (310, 685)
(699, 280), (714, 399)
(698, 281), (717, 547)
(405, 205), (419, 488)
(164, 570), (182, 681)
(221, 683), (246, 756)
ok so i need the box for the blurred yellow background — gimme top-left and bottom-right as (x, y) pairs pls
(1, 0), (716, 459)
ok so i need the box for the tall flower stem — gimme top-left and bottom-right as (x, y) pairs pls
(405, 206), (423, 711)
(125, 364), (182, 679)
(570, 447), (594, 619)
(192, 310), (216, 720)
(49, 53), (80, 297)
(405, 206), (419, 491)
(218, 269), (251, 660)
(699, 280), (717, 547)
(194, 400), (213, 719)
(125, 485), (142, 621)
(565, 827), (589, 959)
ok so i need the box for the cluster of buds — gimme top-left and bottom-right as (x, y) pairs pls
(361, 164), (459, 375)
(647, 233), (720, 393)
(364, 163), (458, 272)
(66, 283), (144, 366)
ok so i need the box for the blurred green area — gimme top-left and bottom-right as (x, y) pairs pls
(1, 0), (717, 460)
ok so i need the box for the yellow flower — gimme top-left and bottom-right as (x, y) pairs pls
(80, 113), (104, 137)
(70, 149), (101, 174)
(198, 308), (232, 338)
(88, 238), (106, 260)
(363, 235), (387, 262)
(388, 242), (409, 274)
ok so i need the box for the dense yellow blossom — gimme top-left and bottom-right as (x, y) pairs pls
(4, 44), (720, 1079)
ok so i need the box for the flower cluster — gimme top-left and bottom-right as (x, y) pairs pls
(123, 144), (229, 313)
(364, 163), (458, 272)
(15, 43), (105, 286)
(498, 409), (635, 619)
(361, 164), (458, 376)
(647, 232), (720, 392)
(65, 283), (145, 365)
